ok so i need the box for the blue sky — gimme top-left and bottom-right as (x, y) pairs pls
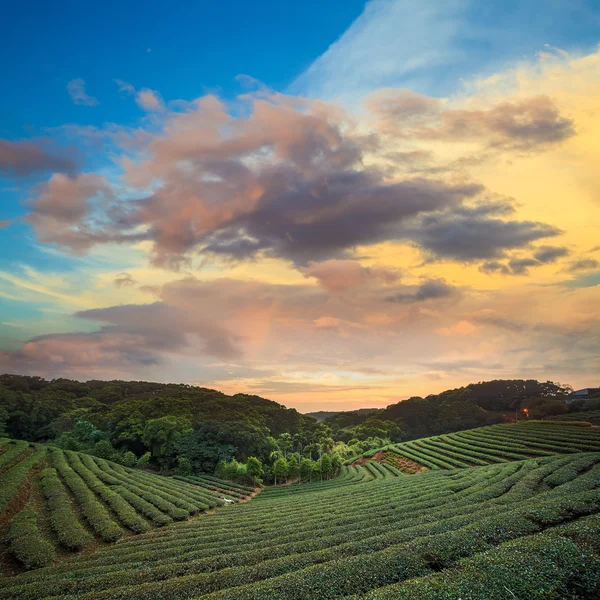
(1, 1), (599, 407)
(3, 0), (599, 277)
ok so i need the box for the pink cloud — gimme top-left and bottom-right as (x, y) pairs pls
(0, 139), (76, 177)
(136, 89), (165, 112)
(23, 90), (561, 270)
(301, 259), (398, 293)
(25, 173), (116, 252)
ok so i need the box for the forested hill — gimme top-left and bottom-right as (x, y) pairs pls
(0, 374), (309, 436)
(305, 408), (378, 423)
(0, 375), (319, 474)
(319, 379), (573, 443)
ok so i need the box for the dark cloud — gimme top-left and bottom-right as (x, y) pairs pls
(369, 93), (575, 151)
(386, 278), (456, 303)
(114, 272), (137, 287)
(533, 245), (570, 263)
(0, 331), (162, 377)
(200, 175), (482, 266)
(0, 139), (77, 177)
(508, 257), (541, 275)
(407, 208), (560, 262)
(480, 260), (512, 275)
(568, 258), (599, 272)
(419, 359), (505, 373)
(481, 245), (570, 275)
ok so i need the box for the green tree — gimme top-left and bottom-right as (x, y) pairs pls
(286, 455), (300, 482)
(176, 424), (237, 474)
(142, 416), (192, 468)
(320, 453), (333, 480)
(137, 452), (151, 468)
(246, 456), (264, 484)
(73, 420), (104, 444)
(331, 453), (343, 473)
(300, 457), (314, 482)
(112, 410), (146, 453)
(122, 450), (137, 468)
(0, 406), (9, 437)
(277, 433), (293, 459)
(273, 457), (288, 486)
(177, 456), (192, 476)
(94, 439), (115, 460)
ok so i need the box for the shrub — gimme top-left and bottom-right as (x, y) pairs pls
(5, 510), (55, 569)
(50, 449), (123, 542)
(39, 468), (94, 550)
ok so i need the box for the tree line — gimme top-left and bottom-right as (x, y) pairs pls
(0, 375), (574, 485)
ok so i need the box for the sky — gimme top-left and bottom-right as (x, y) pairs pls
(1, 0), (599, 412)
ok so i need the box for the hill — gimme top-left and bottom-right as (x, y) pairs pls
(304, 408), (379, 423)
(1, 421), (599, 598)
(0, 374), (321, 476)
(0, 438), (255, 571)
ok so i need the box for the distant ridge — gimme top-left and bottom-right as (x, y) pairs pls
(305, 408), (379, 423)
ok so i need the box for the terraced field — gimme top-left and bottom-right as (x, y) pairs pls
(553, 411), (600, 425)
(1, 423), (600, 598)
(0, 439), (255, 571)
(355, 421), (600, 471)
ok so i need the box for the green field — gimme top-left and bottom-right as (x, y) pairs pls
(1, 422), (600, 598)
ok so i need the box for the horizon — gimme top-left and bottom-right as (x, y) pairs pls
(1, 0), (599, 412)
(0, 371), (589, 414)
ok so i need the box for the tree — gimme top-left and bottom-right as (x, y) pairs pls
(287, 455), (300, 482)
(94, 439), (115, 460)
(73, 420), (104, 444)
(320, 454), (333, 480)
(112, 410), (146, 453)
(273, 457), (288, 485)
(246, 456), (264, 484)
(318, 436), (335, 458)
(122, 450), (137, 468)
(142, 416), (192, 469)
(215, 459), (241, 482)
(177, 457), (192, 476)
(0, 407), (9, 437)
(523, 397), (568, 419)
(176, 424), (238, 474)
(137, 452), (151, 468)
(300, 457), (314, 482)
(331, 453), (343, 473)
(278, 433), (293, 459)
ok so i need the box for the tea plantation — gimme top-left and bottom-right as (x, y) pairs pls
(1, 421), (600, 598)
(0, 439), (255, 571)
(354, 420), (600, 470)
